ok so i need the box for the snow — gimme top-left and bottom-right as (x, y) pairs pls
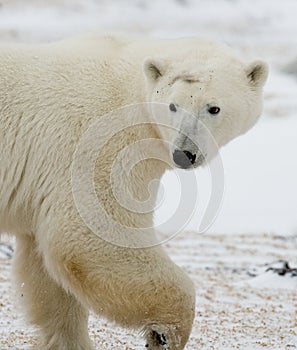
(236, 260), (297, 290)
(241, 270), (297, 290)
(0, 0), (297, 349)
(1, 233), (297, 349)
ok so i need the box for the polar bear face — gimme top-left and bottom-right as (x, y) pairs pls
(143, 52), (268, 169)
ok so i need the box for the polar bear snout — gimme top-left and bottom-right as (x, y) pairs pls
(173, 150), (196, 168)
(172, 149), (205, 169)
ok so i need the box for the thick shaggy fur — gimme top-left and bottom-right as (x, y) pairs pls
(0, 35), (268, 349)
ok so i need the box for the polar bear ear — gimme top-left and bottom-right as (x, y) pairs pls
(143, 58), (166, 81)
(245, 60), (269, 87)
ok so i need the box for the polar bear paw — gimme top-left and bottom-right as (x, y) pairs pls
(145, 330), (169, 349)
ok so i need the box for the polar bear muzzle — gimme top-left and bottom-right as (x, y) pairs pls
(172, 149), (205, 169)
(173, 150), (196, 168)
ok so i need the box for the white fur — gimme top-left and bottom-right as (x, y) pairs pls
(0, 34), (268, 349)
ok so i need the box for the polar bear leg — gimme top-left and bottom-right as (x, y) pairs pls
(12, 236), (94, 350)
(39, 225), (149, 328)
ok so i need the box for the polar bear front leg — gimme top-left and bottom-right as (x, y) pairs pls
(12, 236), (94, 350)
(36, 221), (195, 350)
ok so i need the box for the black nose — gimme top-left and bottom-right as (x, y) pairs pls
(173, 150), (196, 168)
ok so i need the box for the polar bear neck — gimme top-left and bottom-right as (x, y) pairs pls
(93, 122), (169, 230)
(88, 55), (171, 230)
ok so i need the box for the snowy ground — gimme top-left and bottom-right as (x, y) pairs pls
(1, 234), (297, 349)
(0, 0), (297, 349)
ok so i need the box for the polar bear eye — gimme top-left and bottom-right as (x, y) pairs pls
(169, 103), (177, 112)
(208, 106), (220, 115)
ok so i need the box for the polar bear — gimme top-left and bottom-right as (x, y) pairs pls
(0, 35), (268, 350)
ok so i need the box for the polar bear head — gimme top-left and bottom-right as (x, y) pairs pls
(143, 40), (268, 169)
